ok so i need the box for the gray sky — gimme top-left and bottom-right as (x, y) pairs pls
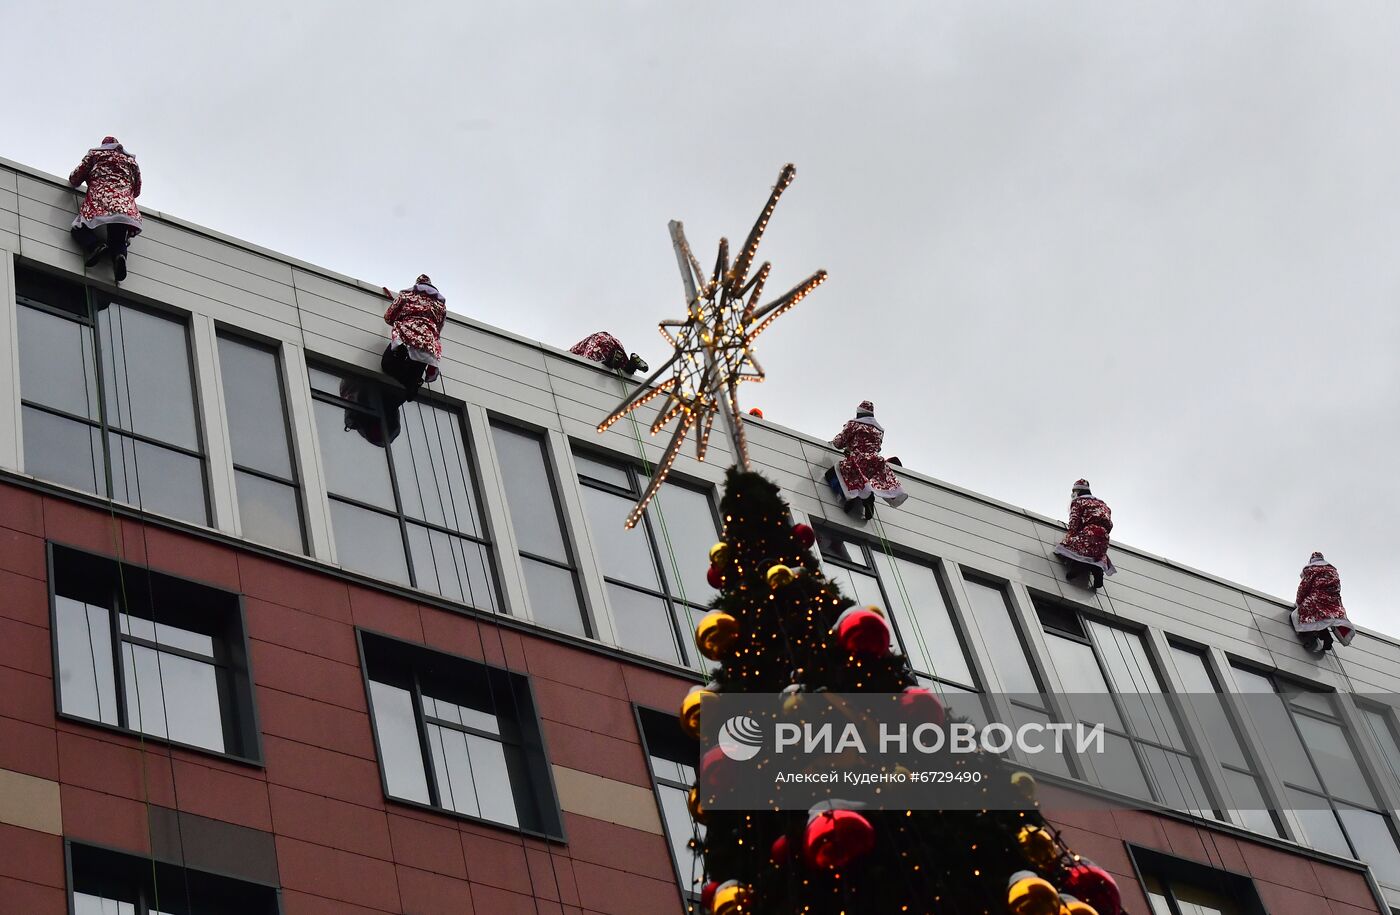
(6, 2), (1399, 634)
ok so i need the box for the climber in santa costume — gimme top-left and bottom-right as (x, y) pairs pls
(569, 332), (648, 375)
(1054, 479), (1116, 589)
(1292, 551), (1354, 653)
(825, 401), (907, 521)
(68, 137), (142, 283)
(380, 275), (447, 402)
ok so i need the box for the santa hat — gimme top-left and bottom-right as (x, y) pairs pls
(94, 136), (127, 152)
(1072, 479), (1092, 494)
(411, 274), (446, 302)
(1307, 551), (1328, 567)
(856, 401), (874, 417)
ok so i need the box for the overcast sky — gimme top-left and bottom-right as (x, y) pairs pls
(6, 2), (1398, 635)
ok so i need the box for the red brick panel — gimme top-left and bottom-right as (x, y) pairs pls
(276, 835), (402, 912)
(0, 715), (59, 780)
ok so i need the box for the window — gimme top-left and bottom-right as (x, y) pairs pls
(490, 423), (588, 637)
(815, 527), (977, 698)
(69, 842), (279, 914)
(16, 266), (208, 524)
(1232, 665), (1400, 884)
(1135, 846), (1264, 915)
(1036, 602), (1214, 815)
(1169, 645), (1280, 836)
(309, 365), (499, 609)
(360, 632), (562, 836)
(216, 333), (304, 553)
(574, 450), (719, 666)
(638, 707), (704, 907)
(51, 546), (259, 760)
(1359, 704), (1400, 795)
(960, 576), (1072, 777)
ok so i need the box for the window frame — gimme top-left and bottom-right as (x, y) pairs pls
(356, 629), (565, 840)
(573, 447), (720, 667)
(66, 839), (283, 915)
(1129, 844), (1266, 915)
(309, 363), (500, 610)
(636, 705), (703, 909)
(1034, 598), (1218, 816)
(214, 330), (306, 554)
(489, 420), (590, 637)
(16, 265), (210, 525)
(46, 543), (263, 766)
(813, 523), (979, 694)
(1230, 662), (1400, 872)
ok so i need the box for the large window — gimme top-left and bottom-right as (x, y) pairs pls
(16, 266), (208, 524)
(216, 333), (304, 553)
(1036, 602), (1214, 815)
(1231, 665), (1400, 885)
(69, 842), (279, 914)
(815, 527), (978, 702)
(574, 450), (718, 666)
(639, 707), (704, 908)
(1136, 846), (1264, 915)
(360, 632), (562, 836)
(309, 366), (498, 609)
(1169, 645), (1280, 836)
(960, 576), (1072, 776)
(50, 546), (259, 760)
(490, 423), (588, 637)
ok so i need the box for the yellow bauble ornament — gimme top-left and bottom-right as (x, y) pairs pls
(1017, 825), (1058, 868)
(1011, 770), (1038, 800)
(1061, 896), (1098, 915)
(709, 542), (731, 566)
(766, 564), (796, 589)
(680, 686), (714, 739)
(687, 786), (706, 822)
(696, 611), (740, 659)
(713, 882), (752, 915)
(1008, 872), (1061, 915)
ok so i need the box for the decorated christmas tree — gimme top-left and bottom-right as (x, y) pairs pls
(680, 469), (1125, 915)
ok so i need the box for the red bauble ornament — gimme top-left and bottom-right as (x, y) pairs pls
(1064, 861), (1121, 915)
(707, 565), (724, 589)
(770, 833), (790, 866)
(700, 880), (719, 910)
(792, 522), (816, 548)
(832, 606), (891, 655)
(804, 806), (876, 869)
(699, 745), (734, 793)
(899, 686), (946, 726)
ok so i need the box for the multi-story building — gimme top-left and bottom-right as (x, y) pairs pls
(0, 152), (1398, 915)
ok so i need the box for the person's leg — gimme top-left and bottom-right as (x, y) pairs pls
(1321, 628), (1335, 651)
(1091, 567), (1105, 590)
(72, 226), (105, 266)
(108, 226), (129, 281)
(1063, 557), (1080, 581)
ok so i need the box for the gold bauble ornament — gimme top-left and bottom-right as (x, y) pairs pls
(1011, 770), (1038, 800)
(1017, 825), (1058, 868)
(696, 611), (740, 659)
(680, 686), (714, 739)
(687, 786), (706, 822)
(766, 564), (796, 589)
(709, 542), (731, 566)
(1009, 872), (1061, 915)
(713, 882), (752, 915)
(1061, 896), (1098, 915)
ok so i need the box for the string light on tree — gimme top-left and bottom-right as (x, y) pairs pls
(596, 163), (827, 528)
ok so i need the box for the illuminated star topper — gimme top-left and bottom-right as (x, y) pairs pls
(598, 163), (827, 527)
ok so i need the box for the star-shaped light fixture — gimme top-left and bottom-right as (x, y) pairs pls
(598, 163), (827, 527)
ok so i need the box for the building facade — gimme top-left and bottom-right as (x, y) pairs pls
(0, 154), (1398, 915)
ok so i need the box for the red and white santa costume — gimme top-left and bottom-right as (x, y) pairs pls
(69, 138), (142, 234)
(1054, 480), (1117, 576)
(831, 402), (907, 507)
(570, 332), (629, 370)
(1291, 552), (1354, 646)
(384, 275), (447, 383)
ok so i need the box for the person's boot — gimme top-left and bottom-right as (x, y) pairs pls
(1064, 562), (1081, 582)
(84, 244), (107, 268)
(862, 498), (875, 521)
(1303, 635), (1325, 653)
(1091, 569), (1105, 590)
(113, 254), (127, 283)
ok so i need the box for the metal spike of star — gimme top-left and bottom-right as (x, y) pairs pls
(598, 163), (828, 527)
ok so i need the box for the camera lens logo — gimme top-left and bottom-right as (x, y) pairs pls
(718, 716), (764, 761)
